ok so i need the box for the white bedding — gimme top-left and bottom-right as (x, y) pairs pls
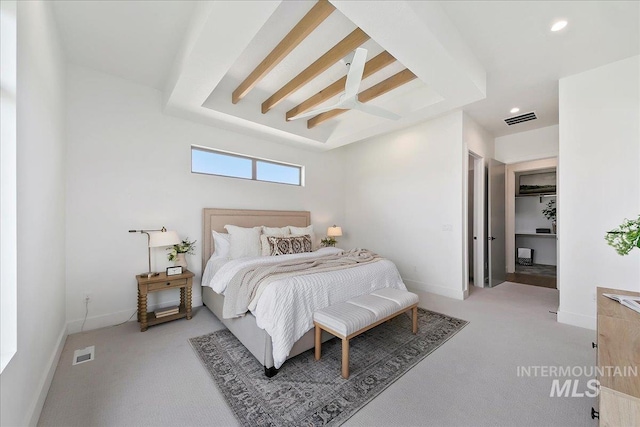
(202, 248), (407, 369)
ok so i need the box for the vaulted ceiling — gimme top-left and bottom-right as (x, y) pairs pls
(53, 1), (639, 150)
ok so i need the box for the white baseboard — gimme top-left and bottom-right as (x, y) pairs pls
(403, 279), (466, 300)
(557, 310), (596, 330)
(66, 296), (204, 334)
(26, 324), (67, 427)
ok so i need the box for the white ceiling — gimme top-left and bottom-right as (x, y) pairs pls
(52, 1), (196, 90)
(440, 1), (639, 137)
(51, 1), (640, 147)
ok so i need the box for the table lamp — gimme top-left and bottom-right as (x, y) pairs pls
(129, 227), (180, 277)
(327, 225), (343, 245)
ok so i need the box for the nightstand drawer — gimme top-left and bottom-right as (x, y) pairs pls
(147, 278), (187, 292)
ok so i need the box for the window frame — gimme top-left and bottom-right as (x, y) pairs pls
(191, 145), (304, 187)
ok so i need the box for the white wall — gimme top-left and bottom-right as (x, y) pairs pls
(464, 113), (495, 160)
(65, 65), (346, 332)
(340, 111), (467, 299)
(0, 0), (18, 374)
(558, 55), (640, 330)
(495, 125), (559, 164)
(515, 196), (556, 234)
(0, 2), (67, 426)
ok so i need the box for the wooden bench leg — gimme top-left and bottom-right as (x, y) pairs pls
(412, 306), (418, 334)
(342, 338), (349, 379)
(314, 324), (321, 360)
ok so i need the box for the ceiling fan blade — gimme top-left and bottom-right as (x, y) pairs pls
(353, 101), (401, 120)
(344, 48), (367, 99)
(287, 100), (347, 120)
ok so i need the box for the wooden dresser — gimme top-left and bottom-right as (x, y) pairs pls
(596, 287), (640, 426)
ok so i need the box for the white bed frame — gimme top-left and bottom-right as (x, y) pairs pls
(201, 208), (333, 376)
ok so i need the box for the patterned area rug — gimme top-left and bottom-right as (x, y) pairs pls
(189, 308), (468, 426)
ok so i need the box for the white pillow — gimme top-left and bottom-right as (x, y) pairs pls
(262, 226), (289, 237)
(289, 225), (316, 250)
(211, 230), (231, 259)
(224, 225), (262, 259)
(259, 234), (270, 256)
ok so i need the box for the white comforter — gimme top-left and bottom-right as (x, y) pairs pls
(203, 248), (407, 369)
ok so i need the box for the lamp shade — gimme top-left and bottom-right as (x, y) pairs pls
(327, 225), (342, 237)
(148, 230), (180, 248)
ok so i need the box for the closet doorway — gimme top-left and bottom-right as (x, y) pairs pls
(505, 159), (558, 289)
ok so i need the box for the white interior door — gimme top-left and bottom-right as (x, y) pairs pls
(488, 159), (506, 287)
(470, 155), (485, 288)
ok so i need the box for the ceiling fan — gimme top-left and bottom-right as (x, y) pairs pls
(288, 48), (401, 121)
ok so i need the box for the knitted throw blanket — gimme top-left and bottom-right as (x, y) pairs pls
(223, 249), (381, 319)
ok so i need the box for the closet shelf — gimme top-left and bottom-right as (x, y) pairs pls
(515, 194), (556, 199)
(516, 232), (557, 237)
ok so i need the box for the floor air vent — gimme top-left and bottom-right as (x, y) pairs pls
(72, 345), (95, 365)
(504, 111), (537, 126)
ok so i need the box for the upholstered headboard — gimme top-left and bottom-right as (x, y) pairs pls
(202, 208), (311, 266)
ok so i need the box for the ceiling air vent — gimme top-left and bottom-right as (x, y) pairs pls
(504, 111), (537, 126)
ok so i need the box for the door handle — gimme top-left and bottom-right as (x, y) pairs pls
(473, 237), (477, 240)
(488, 237), (496, 241)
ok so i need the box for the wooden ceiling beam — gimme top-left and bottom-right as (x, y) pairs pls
(286, 51), (396, 120)
(262, 27), (370, 114)
(231, 0), (335, 104)
(307, 68), (417, 129)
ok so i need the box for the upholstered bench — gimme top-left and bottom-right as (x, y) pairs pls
(313, 288), (419, 379)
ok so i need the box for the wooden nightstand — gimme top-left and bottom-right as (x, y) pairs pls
(136, 270), (194, 332)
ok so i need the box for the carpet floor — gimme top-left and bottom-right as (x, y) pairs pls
(189, 309), (467, 426)
(38, 283), (597, 427)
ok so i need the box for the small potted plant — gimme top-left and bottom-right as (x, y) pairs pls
(320, 237), (337, 247)
(542, 199), (557, 233)
(167, 238), (196, 269)
(605, 215), (640, 255)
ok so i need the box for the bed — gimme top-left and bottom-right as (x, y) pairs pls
(200, 208), (407, 376)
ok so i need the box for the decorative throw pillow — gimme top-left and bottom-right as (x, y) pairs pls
(289, 225), (316, 250)
(265, 235), (312, 256)
(224, 225), (262, 259)
(211, 230), (231, 259)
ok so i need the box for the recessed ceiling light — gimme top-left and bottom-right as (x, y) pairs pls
(551, 20), (568, 32)
(510, 107), (520, 114)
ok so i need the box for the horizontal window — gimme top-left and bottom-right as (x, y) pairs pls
(192, 149), (252, 179)
(191, 146), (303, 186)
